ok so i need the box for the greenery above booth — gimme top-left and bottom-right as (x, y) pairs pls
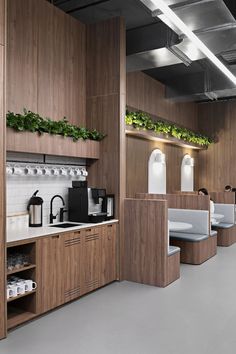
(7, 109), (105, 141)
(125, 110), (213, 147)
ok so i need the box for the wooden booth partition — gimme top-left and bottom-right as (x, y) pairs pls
(210, 192), (235, 204)
(86, 17), (126, 280)
(136, 193), (210, 211)
(124, 199), (180, 287)
(0, 0), (6, 339)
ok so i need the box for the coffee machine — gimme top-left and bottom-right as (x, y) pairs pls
(68, 181), (115, 223)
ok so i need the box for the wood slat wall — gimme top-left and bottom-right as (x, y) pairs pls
(0, 0), (6, 339)
(136, 193), (210, 211)
(7, 0), (86, 125)
(127, 72), (198, 131)
(210, 192), (235, 204)
(198, 100), (236, 192)
(126, 72), (199, 197)
(86, 18), (126, 279)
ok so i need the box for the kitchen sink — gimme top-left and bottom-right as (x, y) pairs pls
(49, 222), (83, 228)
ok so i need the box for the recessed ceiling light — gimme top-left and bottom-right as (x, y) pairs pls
(140, 0), (236, 85)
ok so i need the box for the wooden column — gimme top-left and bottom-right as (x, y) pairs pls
(0, 0), (6, 339)
(86, 17), (126, 279)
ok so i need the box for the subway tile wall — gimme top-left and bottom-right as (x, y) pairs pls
(7, 175), (83, 225)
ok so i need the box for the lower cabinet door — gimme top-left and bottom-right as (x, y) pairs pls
(83, 228), (101, 294)
(101, 224), (117, 286)
(63, 231), (83, 302)
(38, 235), (64, 313)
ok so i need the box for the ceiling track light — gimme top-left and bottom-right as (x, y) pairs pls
(140, 0), (236, 86)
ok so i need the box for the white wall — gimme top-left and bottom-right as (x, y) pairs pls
(148, 149), (166, 194)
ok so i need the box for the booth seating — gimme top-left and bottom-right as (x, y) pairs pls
(124, 198), (180, 288)
(212, 203), (236, 246)
(169, 209), (217, 265)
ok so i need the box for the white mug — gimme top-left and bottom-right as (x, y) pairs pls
(14, 166), (24, 175)
(24, 165), (34, 175)
(42, 166), (51, 176)
(59, 168), (67, 176)
(34, 166), (43, 175)
(74, 169), (81, 176)
(51, 168), (59, 176)
(68, 168), (74, 177)
(6, 165), (13, 175)
(81, 169), (88, 177)
(22, 279), (37, 292)
(15, 282), (25, 295)
(7, 285), (18, 299)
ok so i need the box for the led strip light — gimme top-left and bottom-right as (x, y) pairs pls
(141, 0), (236, 85)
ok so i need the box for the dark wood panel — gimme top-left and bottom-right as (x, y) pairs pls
(86, 17), (126, 279)
(6, 128), (100, 159)
(126, 135), (199, 197)
(100, 224), (117, 286)
(136, 193), (210, 210)
(127, 72), (198, 131)
(7, 0), (38, 113)
(0, 0), (5, 45)
(198, 100), (236, 192)
(37, 1), (86, 124)
(0, 1), (6, 337)
(7, 0), (86, 125)
(124, 198), (179, 287)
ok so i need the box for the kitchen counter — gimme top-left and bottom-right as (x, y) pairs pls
(7, 219), (119, 244)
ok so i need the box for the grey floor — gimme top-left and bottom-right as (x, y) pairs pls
(1, 245), (236, 354)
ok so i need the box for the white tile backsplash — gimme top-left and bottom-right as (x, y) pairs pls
(7, 175), (85, 225)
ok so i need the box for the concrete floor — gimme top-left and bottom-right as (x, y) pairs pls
(1, 245), (236, 354)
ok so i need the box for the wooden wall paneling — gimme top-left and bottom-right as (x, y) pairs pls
(210, 192), (235, 204)
(7, 0), (86, 125)
(124, 199), (169, 287)
(0, 0), (6, 339)
(7, 0), (38, 113)
(126, 135), (199, 197)
(126, 72), (198, 131)
(100, 224), (117, 286)
(136, 193), (210, 211)
(86, 17), (126, 279)
(198, 100), (236, 192)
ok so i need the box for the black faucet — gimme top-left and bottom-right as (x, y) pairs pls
(49, 195), (67, 224)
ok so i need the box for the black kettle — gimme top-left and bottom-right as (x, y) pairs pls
(27, 190), (44, 227)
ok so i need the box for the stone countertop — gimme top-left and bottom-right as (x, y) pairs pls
(7, 219), (119, 244)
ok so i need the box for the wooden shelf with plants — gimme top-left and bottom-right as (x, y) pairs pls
(7, 242), (38, 330)
(6, 110), (105, 159)
(125, 109), (214, 150)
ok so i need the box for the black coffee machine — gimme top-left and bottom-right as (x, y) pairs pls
(68, 181), (115, 223)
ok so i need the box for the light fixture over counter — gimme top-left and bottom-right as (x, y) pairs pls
(140, 0), (236, 86)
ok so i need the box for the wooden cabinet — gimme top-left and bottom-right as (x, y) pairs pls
(38, 234), (64, 313)
(63, 231), (83, 302)
(101, 224), (117, 286)
(83, 228), (101, 294)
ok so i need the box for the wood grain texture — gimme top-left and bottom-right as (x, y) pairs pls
(100, 224), (117, 286)
(198, 100), (236, 191)
(86, 17), (126, 280)
(37, 235), (64, 314)
(213, 226), (236, 247)
(64, 231), (83, 302)
(167, 252), (180, 285)
(126, 135), (199, 197)
(7, 0), (86, 125)
(170, 236), (217, 264)
(0, 0), (6, 338)
(6, 128), (100, 159)
(136, 193), (210, 210)
(124, 198), (179, 287)
(127, 72), (198, 131)
(210, 192), (235, 204)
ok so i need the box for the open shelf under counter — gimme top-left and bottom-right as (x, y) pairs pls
(7, 307), (36, 330)
(6, 127), (100, 159)
(7, 264), (36, 276)
(7, 290), (37, 303)
(125, 125), (206, 150)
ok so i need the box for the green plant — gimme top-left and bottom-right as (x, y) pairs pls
(125, 110), (213, 147)
(6, 109), (105, 142)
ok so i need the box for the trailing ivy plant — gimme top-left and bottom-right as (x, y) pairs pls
(125, 109), (213, 147)
(6, 109), (105, 142)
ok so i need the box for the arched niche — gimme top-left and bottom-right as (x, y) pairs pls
(181, 154), (194, 192)
(148, 149), (166, 194)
